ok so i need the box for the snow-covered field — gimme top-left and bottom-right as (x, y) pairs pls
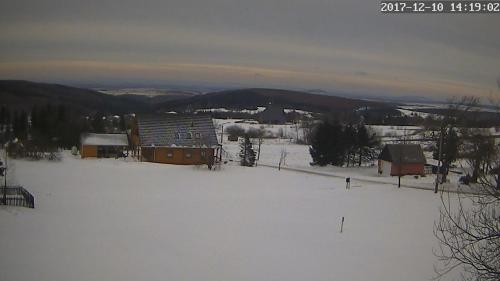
(0, 153), (460, 281)
(214, 118), (431, 143)
(221, 140), (467, 192)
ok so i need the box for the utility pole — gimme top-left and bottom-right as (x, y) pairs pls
(220, 124), (224, 144)
(219, 121), (232, 145)
(257, 137), (262, 161)
(398, 144), (402, 188)
(295, 121), (299, 143)
(434, 126), (444, 193)
(3, 144), (7, 204)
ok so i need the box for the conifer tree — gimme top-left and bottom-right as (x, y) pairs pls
(309, 121), (332, 166)
(239, 135), (256, 167)
(355, 124), (379, 166)
(309, 121), (346, 166)
(310, 121), (378, 167)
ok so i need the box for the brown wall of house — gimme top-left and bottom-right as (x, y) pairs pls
(81, 145), (98, 158)
(390, 163), (425, 176)
(141, 147), (214, 165)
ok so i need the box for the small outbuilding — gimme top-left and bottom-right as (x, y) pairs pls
(378, 144), (426, 176)
(80, 133), (129, 158)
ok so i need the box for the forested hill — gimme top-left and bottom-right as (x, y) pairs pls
(0, 80), (150, 114)
(0, 81), (394, 115)
(157, 88), (391, 113)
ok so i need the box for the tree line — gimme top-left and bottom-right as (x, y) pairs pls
(429, 97), (500, 185)
(0, 105), (127, 158)
(309, 121), (379, 167)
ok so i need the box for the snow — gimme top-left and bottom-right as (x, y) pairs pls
(80, 133), (129, 146)
(196, 107), (267, 115)
(368, 125), (422, 138)
(283, 108), (313, 117)
(215, 119), (307, 140)
(197, 107), (314, 117)
(221, 140), (473, 193)
(0, 152), (462, 281)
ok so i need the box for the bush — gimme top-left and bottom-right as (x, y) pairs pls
(225, 125), (245, 138)
(246, 127), (265, 138)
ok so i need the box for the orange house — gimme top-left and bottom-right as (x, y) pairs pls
(80, 133), (129, 158)
(378, 144), (426, 176)
(135, 114), (220, 167)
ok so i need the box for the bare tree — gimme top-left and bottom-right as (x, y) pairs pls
(432, 96), (480, 183)
(225, 125), (245, 140)
(434, 172), (500, 280)
(434, 94), (500, 281)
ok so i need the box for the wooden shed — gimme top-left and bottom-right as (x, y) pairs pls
(80, 133), (129, 158)
(378, 144), (426, 176)
(135, 114), (220, 166)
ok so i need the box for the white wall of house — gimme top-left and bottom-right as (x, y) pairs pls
(378, 160), (392, 176)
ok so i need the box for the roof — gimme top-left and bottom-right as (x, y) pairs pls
(259, 105), (286, 123)
(81, 133), (129, 146)
(136, 114), (219, 148)
(378, 144), (426, 165)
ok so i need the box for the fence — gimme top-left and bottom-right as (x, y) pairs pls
(0, 186), (35, 208)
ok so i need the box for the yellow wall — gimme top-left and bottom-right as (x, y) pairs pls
(81, 145), (98, 158)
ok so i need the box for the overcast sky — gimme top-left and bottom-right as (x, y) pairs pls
(0, 0), (499, 98)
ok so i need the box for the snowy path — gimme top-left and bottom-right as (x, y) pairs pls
(223, 142), (478, 195)
(257, 163), (480, 195)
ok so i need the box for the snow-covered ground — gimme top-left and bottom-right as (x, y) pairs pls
(223, 142), (464, 190)
(214, 118), (430, 143)
(215, 119), (307, 141)
(1, 153), (461, 281)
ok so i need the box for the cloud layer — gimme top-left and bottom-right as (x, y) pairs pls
(1, 0), (499, 98)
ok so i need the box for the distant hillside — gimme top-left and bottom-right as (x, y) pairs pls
(157, 88), (391, 113)
(0, 80), (151, 114)
(98, 88), (199, 105)
(0, 82), (394, 116)
(119, 93), (195, 105)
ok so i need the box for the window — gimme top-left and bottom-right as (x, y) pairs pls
(195, 133), (201, 139)
(166, 149), (173, 158)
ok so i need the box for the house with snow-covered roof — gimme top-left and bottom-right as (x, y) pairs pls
(80, 133), (129, 158)
(133, 114), (220, 167)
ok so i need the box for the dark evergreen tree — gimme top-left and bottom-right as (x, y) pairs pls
(12, 110), (28, 141)
(0, 106), (8, 126)
(239, 135), (256, 167)
(0, 106), (11, 142)
(119, 115), (127, 132)
(309, 120), (347, 166)
(310, 121), (378, 167)
(355, 124), (379, 166)
(343, 124), (357, 167)
(309, 121), (333, 166)
(91, 113), (106, 133)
